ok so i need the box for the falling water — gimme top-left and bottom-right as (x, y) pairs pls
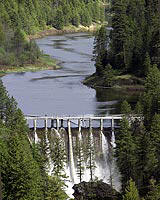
(101, 131), (110, 182)
(68, 121), (77, 183)
(111, 130), (116, 148)
(34, 132), (39, 143)
(30, 126), (120, 198)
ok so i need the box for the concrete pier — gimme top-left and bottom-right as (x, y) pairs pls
(111, 118), (114, 131)
(33, 119), (37, 133)
(78, 119), (82, 133)
(100, 119), (103, 131)
(44, 118), (48, 132)
(56, 118), (60, 131)
(89, 118), (92, 133)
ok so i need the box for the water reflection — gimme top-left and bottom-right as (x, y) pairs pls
(2, 33), (140, 116)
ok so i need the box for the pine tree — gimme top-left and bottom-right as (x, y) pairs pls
(93, 25), (108, 76)
(109, 0), (128, 71)
(134, 101), (143, 115)
(115, 117), (136, 189)
(76, 137), (84, 183)
(146, 179), (160, 200)
(54, 7), (65, 30)
(142, 65), (160, 128)
(120, 100), (132, 115)
(123, 178), (140, 200)
(86, 132), (96, 181)
(143, 52), (152, 76)
(150, 114), (160, 179)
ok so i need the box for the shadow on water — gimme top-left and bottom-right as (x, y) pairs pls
(95, 88), (141, 115)
(30, 74), (86, 81)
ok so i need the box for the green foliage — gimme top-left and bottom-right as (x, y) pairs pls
(86, 132), (96, 181)
(123, 179), (140, 200)
(76, 135), (84, 183)
(50, 135), (66, 178)
(0, 80), (43, 200)
(0, 0), (106, 34)
(0, 26), (41, 67)
(93, 25), (108, 75)
(46, 176), (68, 200)
(93, 0), (160, 78)
(120, 100), (132, 115)
(134, 101), (143, 115)
(143, 52), (152, 76)
(115, 117), (136, 188)
(142, 65), (160, 127)
(145, 65), (160, 92)
(103, 64), (115, 86)
(0, 80), (68, 200)
(146, 180), (160, 200)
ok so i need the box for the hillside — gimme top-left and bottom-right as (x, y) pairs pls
(0, 0), (106, 34)
(84, 0), (160, 88)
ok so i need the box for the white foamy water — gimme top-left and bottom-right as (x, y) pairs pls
(30, 126), (120, 199)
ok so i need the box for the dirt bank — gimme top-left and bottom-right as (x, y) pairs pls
(28, 24), (101, 40)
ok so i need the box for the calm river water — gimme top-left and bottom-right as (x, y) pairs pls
(2, 32), (137, 116)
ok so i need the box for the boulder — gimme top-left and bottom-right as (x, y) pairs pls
(73, 181), (121, 200)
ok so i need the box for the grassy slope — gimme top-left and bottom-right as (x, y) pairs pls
(0, 54), (60, 77)
(83, 73), (145, 90)
(0, 24), (102, 77)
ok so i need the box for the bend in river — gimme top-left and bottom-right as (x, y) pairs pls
(2, 32), (138, 117)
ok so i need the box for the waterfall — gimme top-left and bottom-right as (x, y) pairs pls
(101, 131), (110, 183)
(31, 123), (121, 198)
(34, 132), (39, 143)
(68, 120), (76, 183)
(111, 130), (116, 148)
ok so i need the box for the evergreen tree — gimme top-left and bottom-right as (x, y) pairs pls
(115, 117), (136, 189)
(93, 25), (108, 75)
(123, 178), (140, 200)
(143, 52), (152, 76)
(120, 100), (132, 115)
(142, 65), (160, 128)
(134, 123), (158, 189)
(146, 179), (160, 200)
(86, 132), (96, 181)
(76, 137), (84, 183)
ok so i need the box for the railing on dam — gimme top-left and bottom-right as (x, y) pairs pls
(25, 114), (141, 132)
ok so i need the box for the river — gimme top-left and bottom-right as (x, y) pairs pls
(2, 32), (130, 117)
(2, 32), (138, 197)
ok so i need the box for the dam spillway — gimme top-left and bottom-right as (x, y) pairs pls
(25, 114), (130, 197)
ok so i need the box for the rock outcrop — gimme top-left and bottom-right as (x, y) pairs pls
(73, 181), (121, 200)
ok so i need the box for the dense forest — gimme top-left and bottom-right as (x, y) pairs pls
(86, 0), (160, 87)
(0, 0), (106, 68)
(84, 0), (160, 199)
(0, 0), (106, 33)
(1, 0), (160, 199)
(115, 64), (160, 199)
(0, 80), (68, 199)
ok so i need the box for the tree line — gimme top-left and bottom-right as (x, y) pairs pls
(0, 24), (41, 67)
(0, 0), (106, 68)
(115, 65), (160, 199)
(0, 0), (106, 34)
(0, 80), (68, 199)
(93, 0), (160, 80)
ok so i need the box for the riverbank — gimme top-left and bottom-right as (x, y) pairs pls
(0, 24), (101, 77)
(83, 73), (145, 91)
(0, 54), (60, 77)
(28, 24), (101, 40)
